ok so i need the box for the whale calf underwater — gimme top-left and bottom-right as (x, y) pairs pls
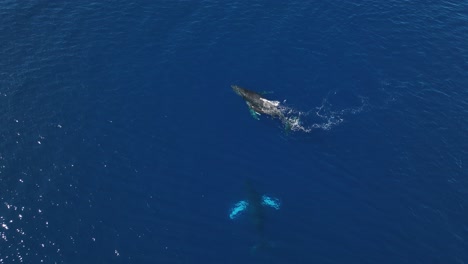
(229, 180), (280, 252)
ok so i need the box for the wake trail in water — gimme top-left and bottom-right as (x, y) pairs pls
(276, 92), (368, 133)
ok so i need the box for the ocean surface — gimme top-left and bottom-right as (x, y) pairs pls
(1, 1), (467, 263)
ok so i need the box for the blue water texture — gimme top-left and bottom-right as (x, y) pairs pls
(1, 1), (467, 263)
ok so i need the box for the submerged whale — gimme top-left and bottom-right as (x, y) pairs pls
(229, 179), (280, 251)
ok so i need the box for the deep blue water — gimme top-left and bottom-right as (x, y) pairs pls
(1, 1), (467, 263)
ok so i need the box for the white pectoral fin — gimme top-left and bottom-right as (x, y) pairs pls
(249, 108), (261, 120)
(261, 195), (281, 210)
(246, 102), (260, 120)
(229, 200), (249, 220)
